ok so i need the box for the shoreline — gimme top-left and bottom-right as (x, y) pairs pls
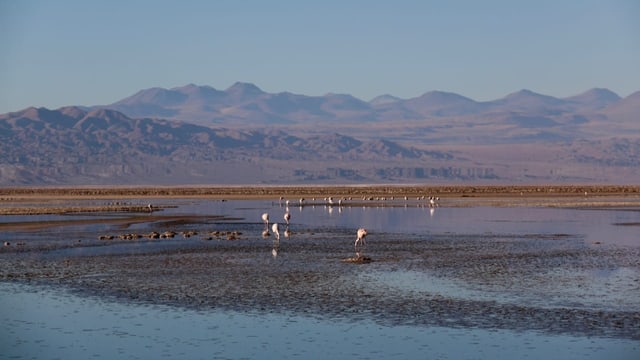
(2, 184), (639, 198)
(1, 185), (640, 216)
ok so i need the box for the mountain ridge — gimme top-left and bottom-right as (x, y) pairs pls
(1, 106), (467, 185)
(2, 83), (639, 185)
(99, 83), (635, 129)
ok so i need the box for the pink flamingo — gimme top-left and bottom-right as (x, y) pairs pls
(355, 228), (367, 250)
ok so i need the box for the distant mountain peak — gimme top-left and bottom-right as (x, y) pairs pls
(21, 106), (42, 117)
(401, 90), (481, 116)
(172, 83), (221, 93)
(175, 83), (199, 89)
(417, 90), (476, 102)
(226, 81), (264, 94)
(602, 89), (640, 120)
(496, 89), (563, 109)
(624, 90), (640, 100)
(19, 106), (73, 120)
(115, 86), (188, 106)
(369, 94), (402, 105)
(585, 87), (619, 97)
(504, 89), (549, 99)
(52, 106), (87, 120)
(171, 83), (199, 92)
(566, 88), (621, 101)
(564, 88), (621, 111)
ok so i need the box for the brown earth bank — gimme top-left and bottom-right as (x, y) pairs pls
(2, 185), (640, 215)
(2, 184), (639, 199)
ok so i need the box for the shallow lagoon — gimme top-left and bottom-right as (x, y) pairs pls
(2, 282), (638, 360)
(1, 198), (639, 358)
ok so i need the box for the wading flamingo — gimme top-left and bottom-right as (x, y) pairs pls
(284, 211), (291, 225)
(355, 228), (367, 250)
(272, 223), (280, 241)
(261, 213), (269, 229)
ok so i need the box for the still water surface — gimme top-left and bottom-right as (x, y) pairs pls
(1, 199), (639, 358)
(1, 282), (638, 360)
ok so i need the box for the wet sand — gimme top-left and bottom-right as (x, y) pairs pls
(1, 185), (640, 341)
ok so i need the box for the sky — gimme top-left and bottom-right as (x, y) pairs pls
(1, 0), (639, 113)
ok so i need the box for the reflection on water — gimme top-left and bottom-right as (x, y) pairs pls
(1, 199), (639, 358)
(1, 282), (637, 360)
(2, 199), (638, 247)
(265, 200), (639, 247)
(364, 266), (640, 312)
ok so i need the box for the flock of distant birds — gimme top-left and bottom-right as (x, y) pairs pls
(272, 195), (441, 208)
(260, 208), (368, 253)
(259, 195), (441, 258)
(2, 195), (442, 260)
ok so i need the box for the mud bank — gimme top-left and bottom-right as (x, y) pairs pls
(2, 228), (639, 340)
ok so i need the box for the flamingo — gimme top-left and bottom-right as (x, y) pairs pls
(355, 228), (367, 250)
(284, 211), (291, 225)
(272, 223), (280, 241)
(261, 213), (269, 229)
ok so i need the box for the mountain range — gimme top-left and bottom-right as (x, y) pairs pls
(103, 82), (634, 126)
(1, 83), (639, 185)
(103, 83), (639, 146)
(0, 106), (455, 185)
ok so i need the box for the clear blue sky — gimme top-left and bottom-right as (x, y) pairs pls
(1, 0), (638, 113)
